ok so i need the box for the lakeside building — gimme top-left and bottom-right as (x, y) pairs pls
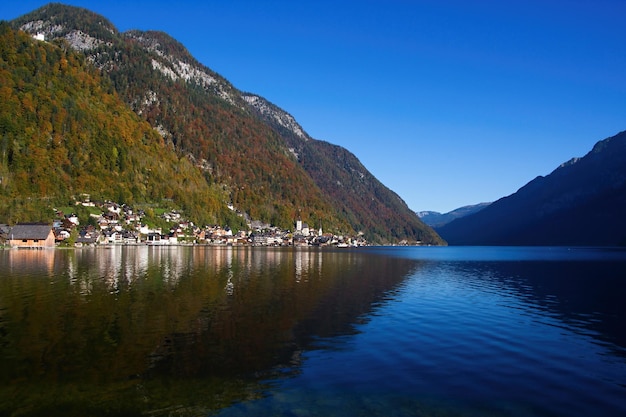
(8, 224), (56, 248)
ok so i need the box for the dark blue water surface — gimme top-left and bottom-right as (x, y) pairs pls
(1, 246), (625, 416)
(215, 246), (626, 417)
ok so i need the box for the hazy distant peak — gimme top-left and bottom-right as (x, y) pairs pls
(417, 203), (491, 228)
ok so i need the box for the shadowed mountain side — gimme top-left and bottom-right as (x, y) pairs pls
(437, 130), (626, 246)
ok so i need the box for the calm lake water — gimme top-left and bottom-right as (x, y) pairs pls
(0, 246), (625, 416)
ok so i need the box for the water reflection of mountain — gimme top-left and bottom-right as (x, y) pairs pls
(145, 248), (421, 378)
(366, 246), (626, 354)
(495, 261), (626, 353)
(0, 247), (420, 415)
(434, 258), (626, 355)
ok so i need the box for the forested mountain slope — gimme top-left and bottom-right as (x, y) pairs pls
(0, 23), (234, 225)
(8, 3), (443, 244)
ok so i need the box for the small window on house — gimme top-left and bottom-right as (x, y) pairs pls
(34, 239), (39, 243)
(22, 239), (27, 243)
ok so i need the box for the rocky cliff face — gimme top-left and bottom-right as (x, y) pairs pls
(242, 94), (309, 142)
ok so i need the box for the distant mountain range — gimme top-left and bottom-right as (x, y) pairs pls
(437, 130), (626, 246)
(4, 3), (443, 245)
(417, 203), (491, 228)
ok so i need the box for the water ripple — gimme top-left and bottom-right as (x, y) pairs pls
(272, 258), (626, 416)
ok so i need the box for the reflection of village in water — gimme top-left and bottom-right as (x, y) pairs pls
(1, 246), (330, 295)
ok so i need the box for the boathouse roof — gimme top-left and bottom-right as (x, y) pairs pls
(9, 224), (53, 240)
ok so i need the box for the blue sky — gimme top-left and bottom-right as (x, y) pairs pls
(3, 1), (626, 213)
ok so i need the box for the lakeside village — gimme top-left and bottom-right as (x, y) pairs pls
(0, 199), (369, 249)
